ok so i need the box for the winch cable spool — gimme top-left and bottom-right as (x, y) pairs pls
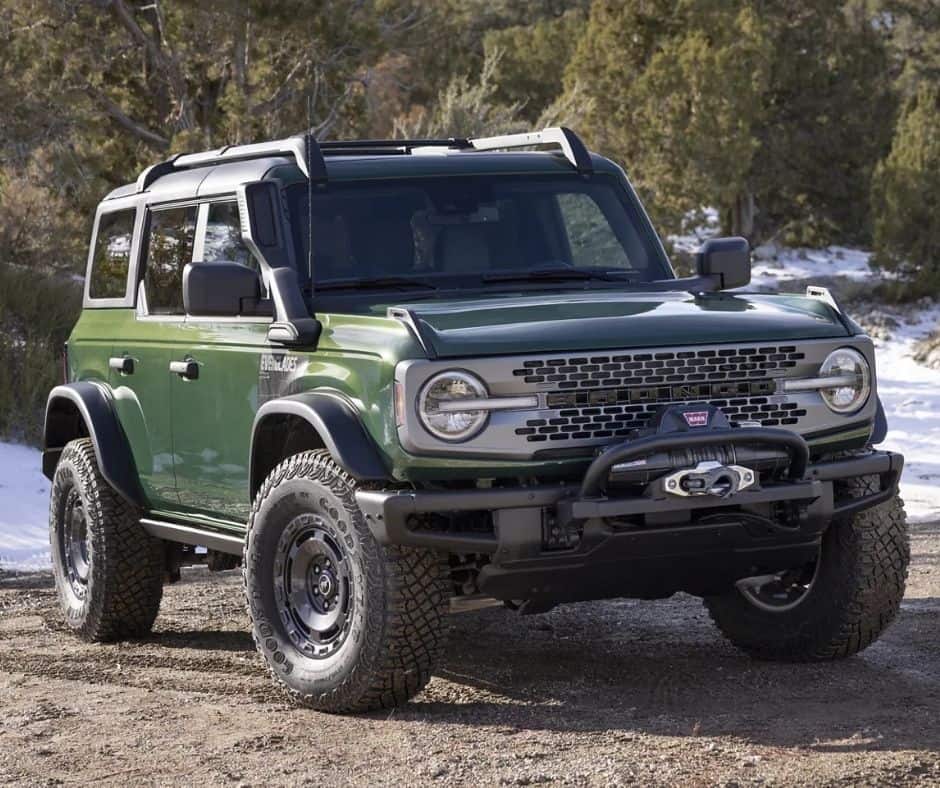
(599, 403), (806, 497)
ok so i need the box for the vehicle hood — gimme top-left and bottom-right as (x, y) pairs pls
(393, 290), (851, 358)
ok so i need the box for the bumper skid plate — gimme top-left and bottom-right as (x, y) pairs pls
(356, 432), (903, 603)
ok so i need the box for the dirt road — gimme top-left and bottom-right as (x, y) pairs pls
(1, 521), (938, 787)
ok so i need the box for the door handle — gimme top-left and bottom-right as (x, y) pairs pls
(169, 359), (199, 380)
(109, 356), (135, 375)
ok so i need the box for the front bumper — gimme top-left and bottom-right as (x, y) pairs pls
(356, 433), (903, 603)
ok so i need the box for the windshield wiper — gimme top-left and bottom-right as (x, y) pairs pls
(315, 276), (438, 291)
(481, 266), (640, 284)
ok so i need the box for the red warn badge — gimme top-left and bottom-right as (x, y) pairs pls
(683, 411), (710, 428)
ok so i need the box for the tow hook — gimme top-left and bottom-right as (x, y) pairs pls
(662, 461), (756, 498)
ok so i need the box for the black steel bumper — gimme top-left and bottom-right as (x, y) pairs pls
(356, 433), (903, 603)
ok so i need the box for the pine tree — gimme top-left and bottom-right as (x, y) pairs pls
(871, 85), (940, 288)
(565, 0), (894, 244)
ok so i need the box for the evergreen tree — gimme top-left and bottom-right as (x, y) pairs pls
(871, 85), (940, 288)
(483, 8), (588, 122)
(566, 0), (894, 243)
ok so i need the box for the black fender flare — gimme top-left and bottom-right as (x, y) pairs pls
(42, 382), (145, 506)
(871, 396), (888, 445)
(249, 392), (390, 499)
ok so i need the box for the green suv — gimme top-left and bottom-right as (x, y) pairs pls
(43, 128), (909, 712)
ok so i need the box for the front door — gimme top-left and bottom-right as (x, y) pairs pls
(169, 200), (272, 523)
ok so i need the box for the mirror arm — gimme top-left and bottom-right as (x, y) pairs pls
(267, 267), (321, 345)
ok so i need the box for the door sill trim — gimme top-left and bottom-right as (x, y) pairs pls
(140, 517), (244, 556)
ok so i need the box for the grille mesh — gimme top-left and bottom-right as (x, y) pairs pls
(512, 344), (808, 444)
(512, 345), (805, 388)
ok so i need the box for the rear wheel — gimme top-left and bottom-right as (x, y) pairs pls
(243, 450), (449, 713)
(705, 475), (908, 660)
(49, 439), (164, 640)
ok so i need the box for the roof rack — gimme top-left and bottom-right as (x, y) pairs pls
(135, 134), (328, 192)
(468, 127), (593, 175)
(134, 127), (592, 192)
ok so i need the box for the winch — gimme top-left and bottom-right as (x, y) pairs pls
(661, 460), (756, 498)
(607, 404), (788, 495)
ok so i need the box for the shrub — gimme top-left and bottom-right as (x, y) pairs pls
(0, 265), (82, 443)
(871, 85), (940, 293)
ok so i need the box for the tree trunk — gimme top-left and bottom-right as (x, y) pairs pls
(730, 191), (756, 239)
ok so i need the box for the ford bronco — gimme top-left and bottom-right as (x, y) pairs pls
(43, 128), (909, 712)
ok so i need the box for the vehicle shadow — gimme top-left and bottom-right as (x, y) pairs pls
(150, 628), (255, 653)
(403, 592), (940, 754)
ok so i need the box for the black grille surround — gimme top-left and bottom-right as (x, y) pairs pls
(512, 345), (808, 443)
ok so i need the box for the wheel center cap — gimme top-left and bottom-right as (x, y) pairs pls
(317, 573), (335, 598)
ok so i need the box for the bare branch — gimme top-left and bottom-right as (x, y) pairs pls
(250, 55), (311, 115)
(87, 87), (170, 149)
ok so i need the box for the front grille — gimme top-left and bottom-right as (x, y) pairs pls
(512, 345), (805, 388)
(512, 345), (808, 444)
(396, 337), (869, 460)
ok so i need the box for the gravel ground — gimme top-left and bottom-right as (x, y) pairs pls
(1, 521), (938, 787)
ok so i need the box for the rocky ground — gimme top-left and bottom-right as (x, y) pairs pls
(1, 520), (938, 787)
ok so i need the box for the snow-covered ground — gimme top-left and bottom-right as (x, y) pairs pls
(2, 245), (938, 570)
(873, 304), (940, 523)
(0, 441), (50, 570)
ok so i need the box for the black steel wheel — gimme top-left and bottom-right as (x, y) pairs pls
(58, 488), (90, 600)
(49, 439), (164, 640)
(276, 515), (354, 659)
(735, 558), (820, 613)
(244, 449), (450, 713)
(705, 475), (908, 661)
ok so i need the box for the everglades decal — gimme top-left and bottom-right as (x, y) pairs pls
(261, 353), (298, 374)
(258, 352), (305, 403)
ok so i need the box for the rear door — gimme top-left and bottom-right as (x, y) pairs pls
(109, 202), (198, 510)
(169, 199), (272, 524)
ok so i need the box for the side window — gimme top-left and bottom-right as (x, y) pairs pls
(144, 205), (197, 314)
(202, 201), (253, 268)
(557, 192), (631, 269)
(89, 209), (136, 299)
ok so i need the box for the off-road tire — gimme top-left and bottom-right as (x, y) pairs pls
(243, 450), (449, 713)
(705, 474), (909, 660)
(49, 438), (164, 640)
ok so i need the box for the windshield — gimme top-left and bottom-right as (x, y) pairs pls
(285, 175), (672, 293)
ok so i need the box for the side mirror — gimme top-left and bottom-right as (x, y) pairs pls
(183, 261), (265, 317)
(695, 237), (751, 290)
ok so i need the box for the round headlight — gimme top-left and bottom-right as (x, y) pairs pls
(418, 371), (488, 441)
(819, 347), (871, 414)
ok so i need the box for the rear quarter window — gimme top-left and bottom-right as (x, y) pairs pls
(88, 209), (136, 299)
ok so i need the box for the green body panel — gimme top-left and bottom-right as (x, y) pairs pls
(385, 290), (848, 358)
(69, 308), (429, 523)
(68, 282), (860, 526)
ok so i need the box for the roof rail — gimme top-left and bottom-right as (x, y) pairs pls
(134, 127), (593, 192)
(136, 134), (328, 192)
(319, 138), (471, 151)
(468, 127), (593, 175)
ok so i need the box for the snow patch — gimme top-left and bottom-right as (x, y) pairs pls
(749, 245), (876, 290)
(0, 441), (50, 571)
(874, 303), (940, 523)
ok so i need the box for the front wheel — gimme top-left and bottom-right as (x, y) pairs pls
(705, 475), (909, 660)
(243, 450), (449, 713)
